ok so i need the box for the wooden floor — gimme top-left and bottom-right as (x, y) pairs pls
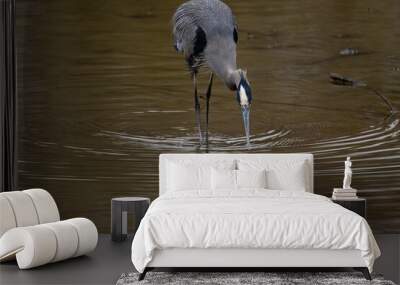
(0, 234), (398, 285)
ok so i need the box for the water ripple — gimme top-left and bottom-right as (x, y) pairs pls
(98, 113), (400, 192)
(98, 129), (293, 151)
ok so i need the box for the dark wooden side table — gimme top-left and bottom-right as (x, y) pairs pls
(111, 197), (150, 242)
(331, 198), (366, 218)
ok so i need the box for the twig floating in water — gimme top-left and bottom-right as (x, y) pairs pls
(329, 73), (361, 86)
(339, 48), (360, 56)
(329, 73), (396, 113)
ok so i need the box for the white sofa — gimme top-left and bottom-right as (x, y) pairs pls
(0, 188), (98, 269)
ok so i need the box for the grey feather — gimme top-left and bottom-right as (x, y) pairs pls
(172, 0), (238, 86)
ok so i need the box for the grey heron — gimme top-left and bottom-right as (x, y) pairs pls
(172, 0), (252, 145)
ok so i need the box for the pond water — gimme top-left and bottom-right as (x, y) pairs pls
(16, 0), (400, 232)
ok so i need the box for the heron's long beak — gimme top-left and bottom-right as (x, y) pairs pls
(241, 105), (251, 145)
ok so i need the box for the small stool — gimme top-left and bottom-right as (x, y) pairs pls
(111, 197), (150, 242)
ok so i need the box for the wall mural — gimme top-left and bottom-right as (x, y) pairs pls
(16, 0), (400, 233)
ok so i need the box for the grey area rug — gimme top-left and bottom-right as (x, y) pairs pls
(116, 272), (396, 285)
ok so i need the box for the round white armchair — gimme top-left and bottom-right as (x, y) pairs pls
(0, 189), (98, 269)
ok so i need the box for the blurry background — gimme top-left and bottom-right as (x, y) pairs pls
(16, 0), (400, 233)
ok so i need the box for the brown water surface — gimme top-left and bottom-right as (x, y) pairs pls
(16, 0), (400, 232)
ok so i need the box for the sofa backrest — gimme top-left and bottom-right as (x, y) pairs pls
(0, 189), (60, 237)
(159, 153), (314, 195)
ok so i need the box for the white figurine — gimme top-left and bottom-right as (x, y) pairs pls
(342, 156), (352, 189)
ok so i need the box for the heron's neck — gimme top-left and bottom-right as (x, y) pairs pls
(227, 69), (242, 90)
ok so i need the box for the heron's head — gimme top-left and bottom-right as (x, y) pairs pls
(235, 70), (252, 108)
(235, 70), (252, 145)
